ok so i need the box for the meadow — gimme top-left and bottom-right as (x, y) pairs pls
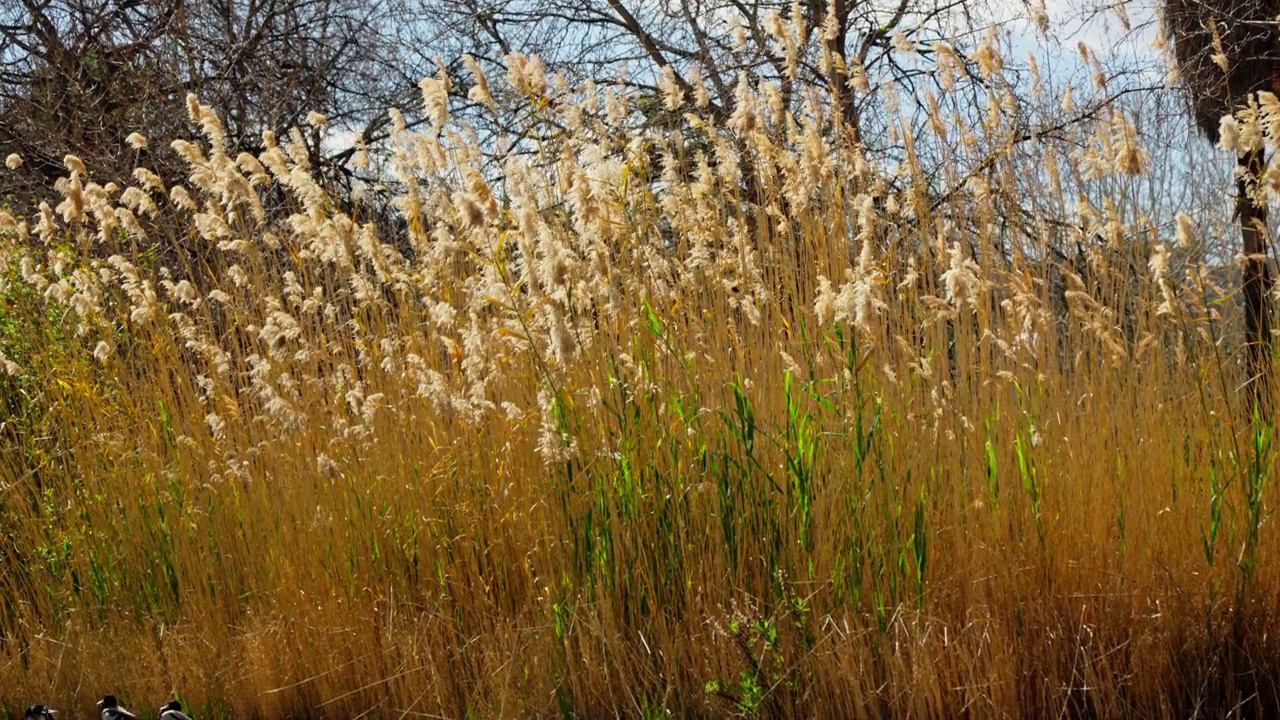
(2, 34), (1280, 717)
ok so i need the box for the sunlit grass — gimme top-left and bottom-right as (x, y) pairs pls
(2, 36), (1280, 716)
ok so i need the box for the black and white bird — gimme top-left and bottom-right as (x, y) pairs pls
(159, 700), (194, 720)
(98, 695), (137, 720)
(23, 705), (57, 720)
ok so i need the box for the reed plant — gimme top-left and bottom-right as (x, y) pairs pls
(2, 30), (1280, 717)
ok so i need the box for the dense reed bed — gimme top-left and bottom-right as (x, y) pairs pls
(3, 32), (1280, 717)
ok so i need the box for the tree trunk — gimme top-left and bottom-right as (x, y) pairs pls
(1238, 147), (1273, 414)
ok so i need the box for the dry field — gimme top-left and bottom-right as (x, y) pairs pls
(3, 39), (1280, 717)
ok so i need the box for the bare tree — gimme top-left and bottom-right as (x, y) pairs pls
(1163, 0), (1279, 407)
(406, 0), (1000, 158)
(0, 0), (407, 203)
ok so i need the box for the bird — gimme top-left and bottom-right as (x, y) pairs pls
(98, 696), (137, 720)
(23, 706), (56, 720)
(159, 700), (194, 720)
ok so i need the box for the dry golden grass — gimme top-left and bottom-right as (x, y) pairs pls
(2, 38), (1280, 718)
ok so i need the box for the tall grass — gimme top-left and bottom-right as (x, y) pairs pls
(2, 35), (1280, 717)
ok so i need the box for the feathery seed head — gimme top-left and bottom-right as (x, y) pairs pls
(63, 154), (86, 177)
